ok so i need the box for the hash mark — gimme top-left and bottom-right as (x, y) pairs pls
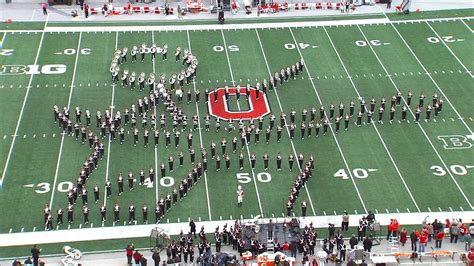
(428, 207), (431, 212)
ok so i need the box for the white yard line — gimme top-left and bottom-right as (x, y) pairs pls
(460, 19), (474, 33)
(0, 24), (46, 189)
(425, 21), (473, 79)
(356, 25), (473, 210)
(187, 30), (212, 221)
(0, 32), (6, 48)
(1, 210), (472, 247)
(288, 28), (368, 213)
(221, 29), (264, 216)
(386, 22), (473, 134)
(103, 32), (119, 207)
(151, 31), (159, 204)
(322, 26), (421, 212)
(254, 29), (316, 216)
(49, 32), (83, 209)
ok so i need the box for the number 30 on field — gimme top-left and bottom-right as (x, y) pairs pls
(28, 181), (74, 194)
(430, 165), (473, 176)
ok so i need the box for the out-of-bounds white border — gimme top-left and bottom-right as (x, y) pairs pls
(1, 16), (472, 33)
(0, 211), (472, 247)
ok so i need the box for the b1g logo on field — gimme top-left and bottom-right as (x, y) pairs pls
(208, 87), (271, 121)
(438, 135), (473, 150)
(0, 64), (67, 75)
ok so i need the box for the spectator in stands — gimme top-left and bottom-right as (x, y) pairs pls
(282, 241), (289, 256)
(435, 229), (445, 248)
(387, 218), (399, 240)
(410, 231), (418, 251)
(464, 233), (472, 252)
(362, 236), (372, 252)
(399, 228), (407, 246)
(102, 4), (109, 16)
(468, 246), (474, 263)
(41, 2), (47, 15)
(31, 245), (41, 266)
(426, 222), (434, 242)
(126, 244), (134, 265)
(419, 231), (428, 252)
(152, 250), (160, 266)
(450, 220), (461, 243)
(84, 4), (89, 18)
(470, 220), (474, 238)
(24, 257), (33, 266)
(349, 235), (358, 249)
(133, 250), (143, 265)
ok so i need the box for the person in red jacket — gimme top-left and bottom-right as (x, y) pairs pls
(400, 228), (407, 246)
(282, 241), (290, 256)
(468, 246), (474, 263)
(419, 233), (428, 252)
(435, 230), (445, 248)
(133, 250), (142, 265)
(126, 244), (134, 265)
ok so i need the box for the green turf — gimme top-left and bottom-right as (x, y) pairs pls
(0, 15), (472, 255)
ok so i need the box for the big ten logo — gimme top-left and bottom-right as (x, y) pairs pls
(0, 64), (67, 75)
(437, 135), (473, 150)
(207, 87), (271, 120)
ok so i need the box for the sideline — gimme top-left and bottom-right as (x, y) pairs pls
(0, 16), (472, 33)
(0, 211), (472, 247)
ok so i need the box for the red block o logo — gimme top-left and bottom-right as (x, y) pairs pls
(208, 87), (271, 121)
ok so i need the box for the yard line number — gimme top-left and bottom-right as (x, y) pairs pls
(55, 48), (91, 56)
(213, 45), (239, 52)
(334, 168), (378, 179)
(237, 172), (272, 183)
(284, 43), (318, 50)
(26, 181), (74, 194)
(430, 165), (473, 176)
(354, 40), (390, 47)
(427, 36), (464, 43)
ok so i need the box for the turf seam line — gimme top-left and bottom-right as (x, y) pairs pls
(220, 28), (264, 217)
(254, 28), (317, 217)
(289, 27), (368, 213)
(322, 26), (421, 212)
(187, 30), (212, 221)
(49, 32), (83, 211)
(356, 24), (474, 210)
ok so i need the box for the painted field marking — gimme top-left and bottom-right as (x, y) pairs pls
(425, 22), (473, 79)
(221, 28), (263, 216)
(187, 30), (212, 221)
(49, 32), (83, 209)
(0, 24), (47, 190)
(289, 27), (368, 213)
(255, 29), (317, 216)
(388, 22), (473, 133)
(323, 26), (421, 212)
(104, 31), (119, 208)
(357, 25), (473, 210)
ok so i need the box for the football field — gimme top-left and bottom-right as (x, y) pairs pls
(0, 15), (473, 240)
